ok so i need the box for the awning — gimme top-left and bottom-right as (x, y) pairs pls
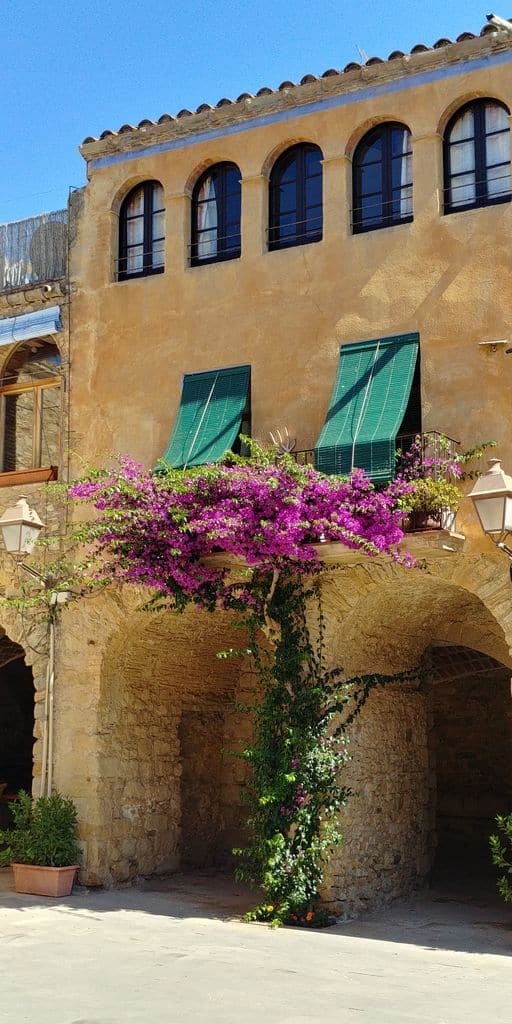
(0, 305), (62, 347)
(314, 333), (419, 481)
(161, 364), (251, 468)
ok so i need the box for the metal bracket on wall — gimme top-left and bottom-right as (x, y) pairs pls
(478, 340), (509, 353)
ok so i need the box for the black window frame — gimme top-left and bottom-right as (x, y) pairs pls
(443, 98), (511, 215)
(118, 180), (165, 281)
(352, 122), (413, 235)
(268, 143), (323, 252)
(190, 162), (242, 267)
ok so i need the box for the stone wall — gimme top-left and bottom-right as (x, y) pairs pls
(94, 603), (255, 884)
(323, 683), (431, 916)
(39, 555), (512, 910)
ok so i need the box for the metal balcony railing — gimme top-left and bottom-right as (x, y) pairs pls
(0, 210), (67, 292)
(287, 431), (460, 476)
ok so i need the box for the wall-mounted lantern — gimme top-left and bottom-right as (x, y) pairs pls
(469, 458), (512, 557)
(0, 496), (45, 557)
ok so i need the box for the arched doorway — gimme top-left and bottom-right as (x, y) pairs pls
(97, 604), (256, 884)
(320, 563), (512, 913)
(426, 643), (512, 886)
(0, 634), (34, 825)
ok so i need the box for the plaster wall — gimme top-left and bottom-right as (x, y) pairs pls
(69, 39), (512, 561)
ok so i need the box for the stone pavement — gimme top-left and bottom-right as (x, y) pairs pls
(0, 870), (510, 1024)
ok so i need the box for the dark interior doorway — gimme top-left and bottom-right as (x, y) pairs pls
(426, 644), (512, 887)
(0, 639), (34, 824)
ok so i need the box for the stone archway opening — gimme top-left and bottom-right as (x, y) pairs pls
(425, 643), (512, 888)
(320, 564), (512, 914)
(0, 634), (34, 825)
(98, 604), (257, 886)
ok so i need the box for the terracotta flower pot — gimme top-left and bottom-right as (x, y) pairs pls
(12, 863), (79, 897)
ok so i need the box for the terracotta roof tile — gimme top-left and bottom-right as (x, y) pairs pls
(81, 20), (511, 146)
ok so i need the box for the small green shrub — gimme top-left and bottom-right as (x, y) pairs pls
(406, 476), (462, 514)
(0, 791), (81, 868)
(490, 813), (512, 903)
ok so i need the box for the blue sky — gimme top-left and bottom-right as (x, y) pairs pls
(0, 1), (498, 223)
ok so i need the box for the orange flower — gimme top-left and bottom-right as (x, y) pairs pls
(306, 911), (314, 922)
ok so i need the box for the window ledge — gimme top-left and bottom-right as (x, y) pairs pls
(0, 467), (58, 488)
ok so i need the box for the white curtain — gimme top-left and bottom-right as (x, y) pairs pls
(125, 187), (144, 274)
(449, 109), (476, 207)
(197, 176), (218, 259)
(485, 103), (511, 197)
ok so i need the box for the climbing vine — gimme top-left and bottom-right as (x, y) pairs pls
(230, 572), (415, 925)
(68, 445), (418, 924)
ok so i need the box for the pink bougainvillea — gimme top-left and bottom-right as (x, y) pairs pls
(70, 455), (414, 609)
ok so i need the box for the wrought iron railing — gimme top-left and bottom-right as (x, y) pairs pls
(0, 210), (67, 292)
(288, 431), (460, 476)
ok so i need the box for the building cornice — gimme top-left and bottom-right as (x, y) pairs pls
(80, 30), (512, 171)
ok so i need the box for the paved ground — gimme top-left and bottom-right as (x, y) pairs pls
(0, 869), (510, 1024)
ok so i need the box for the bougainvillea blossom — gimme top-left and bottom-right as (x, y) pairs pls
(70, 456), (414, 608)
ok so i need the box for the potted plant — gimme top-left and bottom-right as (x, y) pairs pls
(490, 813), (512, 903)
(396, 434), (497, 533)
(404, 476), (461, 532)
(0, 790), (81, 897)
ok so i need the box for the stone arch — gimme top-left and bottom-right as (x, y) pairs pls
(0, 628), (38, 813)
(437, 92), (511, 137)
(261, 137), (324, 179)
(95, 598), (256, 885)
(345, 116), (413, 160)
(317, 554), (512, 914)
(183, 157), (240, 197)
(109, 174), (162, 217)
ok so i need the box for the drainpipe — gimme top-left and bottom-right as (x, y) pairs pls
(39, 640), (50, 797)
(39, 596), (60, 797)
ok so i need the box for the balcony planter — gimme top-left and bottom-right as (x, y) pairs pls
(404, 476), (460, 534)
(440, 507), (457, 532)
(11, 862), (79, 897)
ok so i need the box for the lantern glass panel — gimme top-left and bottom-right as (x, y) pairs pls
(0, 523), (22, 554)
(475, 495), (507, 534)
(20, 524), (40, 555)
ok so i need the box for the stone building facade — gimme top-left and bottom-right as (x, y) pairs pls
(1, 20), (512, 912)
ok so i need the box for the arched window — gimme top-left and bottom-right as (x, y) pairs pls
(0, 342), (61, 478)
(444, 99), (511, 213)
(352, 123), (413, 233)
(118, 180), (165, 280)
(268, 144), (323, 250)
(191, 163), (241, 265)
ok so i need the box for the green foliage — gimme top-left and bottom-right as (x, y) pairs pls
(456, 440), (497, 480)
(490, 813), (512, 903)
(0, 791), (81, 868)
(233, 572), (417, 926)
(406, 476), (462, 514)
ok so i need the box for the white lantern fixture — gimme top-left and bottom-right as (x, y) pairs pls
(0, 496), (45, 557)
(468, 458), (512, 544)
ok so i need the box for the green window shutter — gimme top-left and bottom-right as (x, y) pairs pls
(162, 364), (250, 468)
(314, 334), (419, 481)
